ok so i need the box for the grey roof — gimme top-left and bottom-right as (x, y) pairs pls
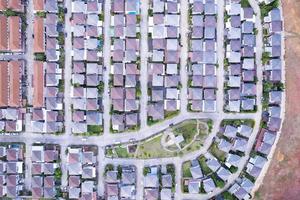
(206, 157), (221, 172)
(192, 15), (204, 26)
(218, 139), (232, 153)
(231, 15), (241, 28)
(226, 153), (241, 167)
(233, 138), (248, 152)
(203, 100), (216, 112)
(270, 8), (281, 21)
(106, 171), (118, 183)
(238, 125), (253, 138)
(242, 21), (254, 34)
(240, 177), (254, 193)
(190, 165), (203, 179)
(160, 188), (172, 200)
(144, 174), (159, 188)
(188, 180), (200, 194)
(228, 88), (241, 101)
(228, 3), (241, 16)
(242, 83), (256, 96)
(241, 98), (255, 111)
(162, 174), (172, 188)
(268, 106), (281, 118)
(243, 34), (256, 47)
(268, 117), (281, 132)
(148, 103), (164, 120)
(203, 178), (216, 193)
(204, 3), (217, 15)
(224, 125), (238, 138)
(216, 167), (231, 181)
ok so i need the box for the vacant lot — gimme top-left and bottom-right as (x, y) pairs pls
(254, 1), (300, 199)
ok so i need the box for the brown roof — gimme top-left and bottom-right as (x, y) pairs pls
(0, 15), (8, 51)
(33, 0), (44, 11)
(33, 16), (45, 53)
(0, 0), (7, 11)
(8, 0), (23, 12)
(8, 16), (21, 51)
(8, 61), (21, 107)
(0, 61), (8, 107)
(33, 61), (44, 108)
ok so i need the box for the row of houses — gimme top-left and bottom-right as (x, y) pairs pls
(31, 144), (61, 199)
(227, 4), (284, 199)
(147, 0), (181, 122)
(0, 61), (24, 132)
(0, 143), (25, 198)
(143, 165), (175, 200)
(187, 0), (218, 113)
(0, 15), (23, 52)
(67, 146), (98, 200)
(71, 0), (104, 134)
(110, 0), (141, 132)
(224, 1), (258, 113)
(105, 164), (136, 200)
(31, 1), (65, 133)
(0, 0), (24, 12)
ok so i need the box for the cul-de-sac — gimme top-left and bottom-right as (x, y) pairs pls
(0, 0), (289, 199)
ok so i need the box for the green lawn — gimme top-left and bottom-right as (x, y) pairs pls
(87, 125), (103, 135)
(173, 120), (198, 147)
(221, 119), (255, 128)
(115, 146), (134, 158)
(198, 156), (212, 175)
(182, 161), (192, 178)
(136, 135), (176, 159)
(209, 142), (227, 162)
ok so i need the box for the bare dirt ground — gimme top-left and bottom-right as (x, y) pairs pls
(254, 1), (300, 199)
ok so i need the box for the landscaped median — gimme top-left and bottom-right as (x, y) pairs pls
(105, 119), (211, 159)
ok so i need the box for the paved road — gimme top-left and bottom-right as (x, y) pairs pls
(102, 0), (112, 135)
(139, 0), (149, 129)
(179, 0), (189, 115)
(216, 0), (225, 115)
(64, 0), (72, 136)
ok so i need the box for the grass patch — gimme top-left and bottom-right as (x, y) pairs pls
(241, 0), (251, 8)
(34, 53), (46, 61)
(211, 173), (225, 188)
(87, 125), (103, 135)
(115, 146), (134, 158)
(209, 142), (227, 162)
(36, 11), (47, 18)
(165, 110), (179, 119)
(173, 120), (198, 147)
(182, 161), (192, 178)
(58, 79), (64, 93)
(260, 0), (280, 19)
(221, 119), (255, 128)
(198, 156), (212, 175)
(136, 135), (175, 159)
(262, 52), (271, 65)
(222, 191), (238, 200)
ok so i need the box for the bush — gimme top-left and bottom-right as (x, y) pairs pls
(260, 0), (280, 18)
(241, 0), (251, 8)
(35, 53), (46, 61)
(143, 167), (151, 176)
(54, 168), (62, 180)
(97, 81), (105, 94)
(36, 11), (47, 18)
(87, 125), (103, 134)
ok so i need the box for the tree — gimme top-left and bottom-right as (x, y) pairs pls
(54, 168), (62, 180)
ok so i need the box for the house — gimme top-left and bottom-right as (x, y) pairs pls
(203, 178), (216, 193)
